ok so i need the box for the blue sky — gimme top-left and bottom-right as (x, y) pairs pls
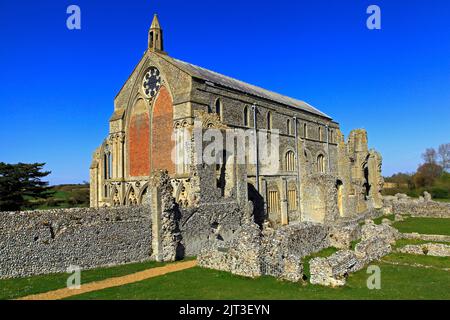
(0, 0), (449, 185)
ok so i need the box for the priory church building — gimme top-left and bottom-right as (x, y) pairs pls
(90, 14), (384, 226)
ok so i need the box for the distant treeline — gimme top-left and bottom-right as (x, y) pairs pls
(383, 144), (450, 199)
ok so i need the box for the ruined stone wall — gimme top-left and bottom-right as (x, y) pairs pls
(179, 202), (246, 257)
(335, 129), (384, 218)
(261, 222), (331, 258)
(198, 221), (332, 282)
(384, 194), (450, 218)
(0, 206), (152, 279)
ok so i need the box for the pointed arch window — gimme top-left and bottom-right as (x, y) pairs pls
(318, 126), (323, 141)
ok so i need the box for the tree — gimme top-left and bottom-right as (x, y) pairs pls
(413, 163), (443, 188)
(438, 143), (450, 171)
(422, 148), (437, 164)
(0, 163), (52, 212)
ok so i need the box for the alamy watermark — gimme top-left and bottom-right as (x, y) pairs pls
(367, 5), (381, 30)
(66, 265), (81, 289)
(66, 5), (81, 30)
(366, 265), (381, 290)
(170, 121), (280, 173)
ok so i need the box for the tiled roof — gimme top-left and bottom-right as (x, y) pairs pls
(167, 56), (331, 119)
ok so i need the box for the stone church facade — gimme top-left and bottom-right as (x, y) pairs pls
(90, 15), (384, 226)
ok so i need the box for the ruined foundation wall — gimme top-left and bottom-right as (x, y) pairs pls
(180, 201), (246, 256)
(384, 194), (450, 218)
(0, 206), (152, 279)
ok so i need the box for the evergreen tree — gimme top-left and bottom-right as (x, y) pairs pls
(0, 162), (52, 211)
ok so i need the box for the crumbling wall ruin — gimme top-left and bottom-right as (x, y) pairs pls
(309, 221), (399, 287)
(384, 193), (450, 218)
(198, 221), (332, 282)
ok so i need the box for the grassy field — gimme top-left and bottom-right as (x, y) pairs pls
(64, 260), (449, 300)
(26, 184), (90, 210)
(393, 217), (450, 236)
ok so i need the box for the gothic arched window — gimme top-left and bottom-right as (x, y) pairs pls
(286, 151), (295, 171)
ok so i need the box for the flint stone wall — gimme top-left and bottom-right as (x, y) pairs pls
(179, 201), (245, 257)
(198, 222), (331, 282)
(262, 222), (330, 258)
(384, 194), (450, 218)
(398, 243), (450, 257)
(198, 222), (263, 278)
(310, 250), (363, 287)
(328, 223), (362, 249)
(310, 222), (398, 287)
(0, 206), (152, 279)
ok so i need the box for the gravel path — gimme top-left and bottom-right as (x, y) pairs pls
(17, 260), (197, 300)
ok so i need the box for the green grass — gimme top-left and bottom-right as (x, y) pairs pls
(393, 238), (449, 249)
(0, 260), (168, 300)
(435, 198), (450, 203)
(393, 217), (450, 236)
(65, 261), (450, 300)
(373, 214), (396, 225)
(350, 239), (361, 250)
(25, 184), (90, 210)
(382, 253), (450, 270)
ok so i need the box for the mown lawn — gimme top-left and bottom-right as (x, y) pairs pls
(392, 217), (450, 236)
(0, 260), (168, 300)
(65, 262), (450, 300)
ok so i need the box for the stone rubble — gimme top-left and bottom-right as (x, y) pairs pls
(398, 243), (450, 257)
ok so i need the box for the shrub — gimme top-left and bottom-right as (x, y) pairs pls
(430, 187), (449, 199)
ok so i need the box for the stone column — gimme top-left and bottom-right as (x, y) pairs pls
(89, 164), (98, 208)
(150, 171), (182, 262)
(118, 133), (125, 179)
(150, 180), (163, 262)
